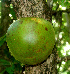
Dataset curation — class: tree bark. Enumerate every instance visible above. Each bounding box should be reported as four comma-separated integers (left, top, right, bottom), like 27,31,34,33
11,0,57,74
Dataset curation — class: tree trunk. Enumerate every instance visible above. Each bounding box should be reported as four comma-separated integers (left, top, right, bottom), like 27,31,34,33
11,0,57,74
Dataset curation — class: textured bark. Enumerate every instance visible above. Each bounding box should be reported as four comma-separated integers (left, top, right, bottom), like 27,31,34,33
10,0,57,74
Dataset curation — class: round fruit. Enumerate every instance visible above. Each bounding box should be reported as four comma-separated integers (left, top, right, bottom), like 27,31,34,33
6,17,55,65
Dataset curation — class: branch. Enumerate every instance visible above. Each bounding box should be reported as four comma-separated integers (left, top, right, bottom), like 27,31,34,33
57,55,70,64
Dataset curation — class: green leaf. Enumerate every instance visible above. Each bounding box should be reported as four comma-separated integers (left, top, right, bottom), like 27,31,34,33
4,48,16,62
53,0,57,3
53,0,70,7
46,0,47,2
0,69,6,74
65,2,70,8
10,4,13,8
5,65,15,74
0,59,11,66
0,64,15,74
10,8,17,20
0,34,6,47
67,71,70,74
14,63,22,71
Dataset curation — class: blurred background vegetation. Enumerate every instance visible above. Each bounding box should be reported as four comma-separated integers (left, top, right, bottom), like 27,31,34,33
0,0,70,74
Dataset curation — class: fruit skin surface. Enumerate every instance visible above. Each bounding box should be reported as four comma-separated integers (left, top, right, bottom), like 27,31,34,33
6,17,55,65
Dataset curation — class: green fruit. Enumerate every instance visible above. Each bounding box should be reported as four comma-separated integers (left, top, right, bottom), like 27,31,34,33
6,17,55,65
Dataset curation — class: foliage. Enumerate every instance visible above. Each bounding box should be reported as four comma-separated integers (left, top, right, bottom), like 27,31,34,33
53,0,70,10
53,0,70,8
52,0,70,73
0,55,23,74
0,36,23,74
9,4,17,20
0,34,6,47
